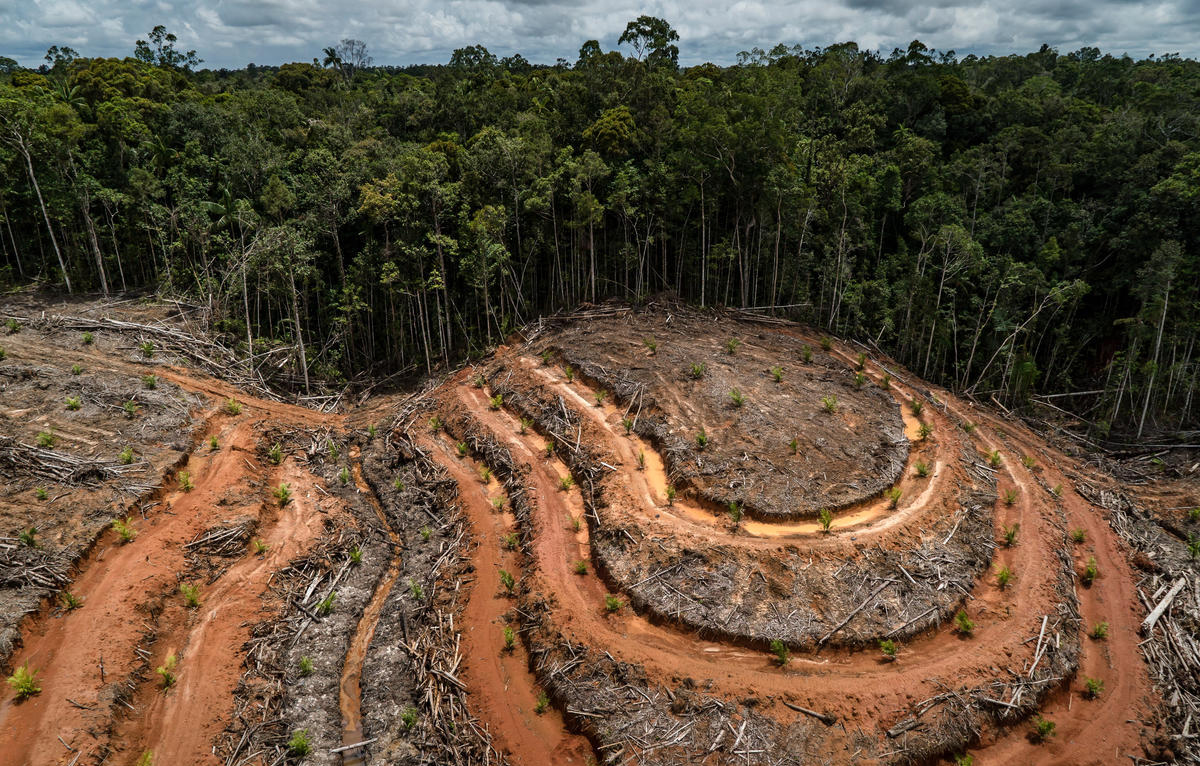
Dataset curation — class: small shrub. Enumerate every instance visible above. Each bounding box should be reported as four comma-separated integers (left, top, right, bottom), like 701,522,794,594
58,590,82,610
622,416,634,435
729,388,745,408
886,487,902,509
535,691,550,714
1021,454,1037,470
491,497,505,512
558,474,574,491
350,546,363,564
180,583,201,608
1083,677,1104,699
543,441,555,458
479,466,491,483
251,538,269,555
821,395,838,413
770,639,790,666
1070,528,1086,543
473,373,486,389
268,443,282,464
962,421,976,433
1031,715,1055,742
568,515,582,532
273,483,291,506
456,441,468,457
208,436,219,451
563,365,575,382
788,437,798,455
65,396,81,411
503,626,516,652
298,656,313,677
879,373,891,389
317,590,337,615
287,729,311,756
1090,621,1109,640
142,374,157,389
489,393,503,410
223,398,242,415
520,417,533,435
954,610,974,636
818,508,833,533
988,449,1002,467
995,565,1013,589
540,350,553,366
918,423,934,440
70,363,81,375
367,424,377,438
428,416,443,432
338,466,350,485
82,331,94,345
725,337,740,354
119,446,135,465
770,366,783,383
18,525,37,548
327,440,339,460
665,485,676,505
6,664,40,699
819,336,832,351
728,502,742,524
156,652,178,689
689,362,706,379
1081,556,1099,586
914,460,930,478
801,346,813,363
637,450,646,470
34,487,47,501
499,569,516,593
1051,483,1063,496
855,352,866,370
879,639,897,660
643,337,657,355
36,430,56,448
112,517,137,542
573,560,588,575
503,532,518,550
1002,489,1017,505
910,400,923,416
1002,523,1019,547
853,371,867,388
123,400,138,417
604,594,624,612
421,526,433,541
139,341,154,357
393,476,405,491
177,471,193,492
694,428,708,449
136,752,153,766
953,755,973,766
594,390,607,406
401,706,419,729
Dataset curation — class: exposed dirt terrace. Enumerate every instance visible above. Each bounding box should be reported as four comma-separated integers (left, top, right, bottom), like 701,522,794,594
0,297,1184,766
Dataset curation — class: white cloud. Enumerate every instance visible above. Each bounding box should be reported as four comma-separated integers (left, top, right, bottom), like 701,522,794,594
0,0,1196,69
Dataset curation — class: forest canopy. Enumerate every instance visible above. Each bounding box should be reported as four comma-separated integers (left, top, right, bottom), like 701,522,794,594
1,20,1197,438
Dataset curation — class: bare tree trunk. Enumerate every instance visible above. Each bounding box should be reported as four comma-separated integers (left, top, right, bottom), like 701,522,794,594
1138,277,1171,438
18,136,71,292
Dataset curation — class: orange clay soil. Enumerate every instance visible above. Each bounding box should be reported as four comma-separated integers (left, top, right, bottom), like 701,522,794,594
429,324,1154,764
0,367,337,766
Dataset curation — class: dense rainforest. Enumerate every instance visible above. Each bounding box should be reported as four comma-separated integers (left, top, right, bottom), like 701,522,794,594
1,19,1198,438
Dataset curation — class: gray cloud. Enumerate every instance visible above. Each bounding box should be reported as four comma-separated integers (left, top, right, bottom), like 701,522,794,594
1,0,1196,69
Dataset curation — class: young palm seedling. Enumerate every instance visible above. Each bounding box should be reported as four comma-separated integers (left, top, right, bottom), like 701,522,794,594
821,395,838,413
34,487,47,501
252,538,269,555
156,652,178,689
665,485,676,505
1188,534,1200,561
879,373,891,389
622,416,634,435
19,526,37,547
879,639,898,661
995,565,1013,589
954,610,975,636
1070,528,1086,543
428,416,443,432
177,471,194,492
112,517,137,542
65,396,81,411
637,450,646,470
1021,454,1037,470
503,626,516,652
119,446,135,465
502,532,518,551
81,331,94,345
6,664,40,699
770,639,790,667
988,449,1002,467
594,389,607,406
1083,677,1104,699
123,400,138,418
540,350,553,366
273,482,291,506
558,474,574,491
770,366,783,383
140,341,155,358
520,417,533,435
604,594,623,613
287,730,311,756
694,428,709,449
142,374,157,389
402,707,419,728
1031,715,1056,743
70,363,81,374
208,436,219,451
224,397,242,415
421,526,432,541
180,583,201,608
456,441,469,457
489,393,503,410
918,423,934,440
819,336,832,351
573,560,588,575
914,460,930,478
473,373,486,389
1090,621,1109,640
728,502,743,524
801,346,813,363
886,487,902,509
689,362,706,379
853,371,867,388
338,466,351,485
37,430,56,448
563,365,575,382
479,466,492,483
491,497,505,512
1002,489,1017,505
855,352,866,370
499,569,517,594
818,508,833,533
1002,523,1019,547
267,442,282,465
317,591,337,615
535,692,550,714
729,388,745,408
725,337,740,355
299,656,314,676
1080,556,1099,586
350,546,363,564
910,400,923,416
643,337,657,355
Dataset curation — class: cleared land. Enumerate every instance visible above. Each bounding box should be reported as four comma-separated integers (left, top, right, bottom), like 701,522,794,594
0,298,1190,765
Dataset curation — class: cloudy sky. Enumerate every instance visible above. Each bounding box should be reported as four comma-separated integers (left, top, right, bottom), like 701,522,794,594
2,0,1197,69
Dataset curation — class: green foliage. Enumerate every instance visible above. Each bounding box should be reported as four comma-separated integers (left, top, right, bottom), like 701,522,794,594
855,352,866,370
1002,523,1019,546
58,590,82,610
788,437,798,455
573,560,588,575
83,332,95,345
801,347,813,364
317,590,337,615
350,546,363,564
725,338,740,355
729,388,745,408
119,446,135,465
65,395,81,411
177,470,193,491
34,487,47,501
918,423,933,440
1021,454,1037,470
142,374,157,389
223,398,242,415
1002,489,1017,505
0,348,6,361
622,416,634,435
534,691,550,714
140,341,155,358
604,594,624,612
689,362,706,379
909,400,923,416
728,501,742,524
123,400,138,417
770,366,783,382
367,424,377,438
1031,715,1055,742
1188,507,1200,522
287,729,311,756
298,656,313,676
209,435,219,451
252,538,269,555
914,460,930,478
952,755,973,766
853,371,867,388
819,337,832,352
954,610,974,635
503,625,515,651
6,664,40,699
563,365,575,382
1070,528,1086,543
473,373,486,388
479,466,492,483
540,350,553,366
71,363,81,375
769,639,790,666
489,393,503,410
520,417,533,435
1083,677,1104,699
401,706,419,729
338,466,350,485
818,508,833,533
273,483,291,505
327,440,339,460
180,582,200,608
112,517,137,542
643,337,657,355
694,428,708,449
886,487,902,509
428,416,443,433
988,449,1002,467
1081,556,1099,586
503,532,518,550
821,395,838,413
879,373,891,389
879,639,897,659
665,485,676,505
558,474,574,491
19,525,37,547
136,751,153,766
594,389,607,406
995,565,1012,589
1090,622,1109,640
499,569,516,593
268,443,283,465
1188,534,1200,560
156,652,178,689
36,430,56,448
